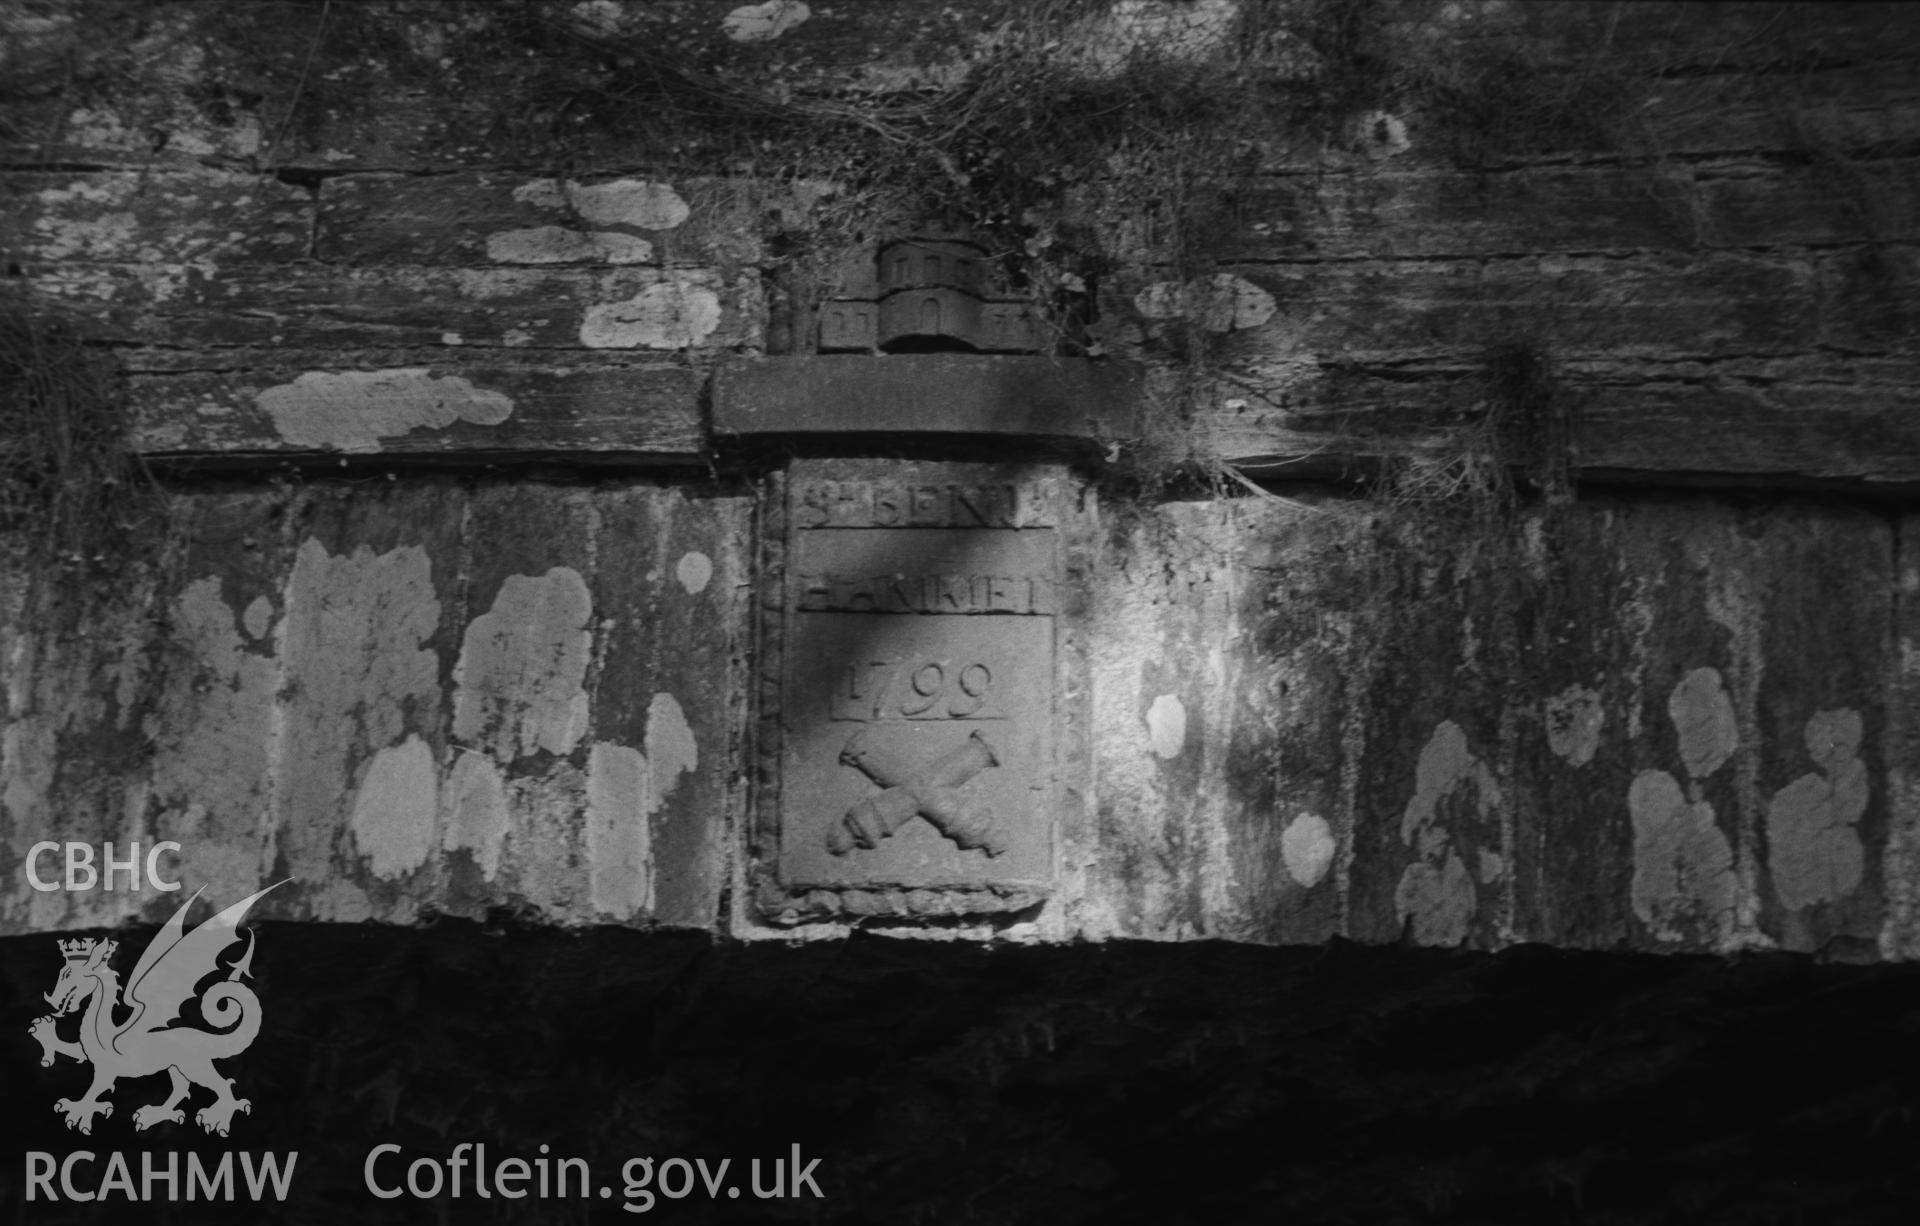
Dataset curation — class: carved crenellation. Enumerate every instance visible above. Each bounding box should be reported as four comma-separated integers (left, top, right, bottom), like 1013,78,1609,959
816,236,1049,355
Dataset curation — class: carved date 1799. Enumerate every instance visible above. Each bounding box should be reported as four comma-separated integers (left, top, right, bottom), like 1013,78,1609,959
768,462,1063,907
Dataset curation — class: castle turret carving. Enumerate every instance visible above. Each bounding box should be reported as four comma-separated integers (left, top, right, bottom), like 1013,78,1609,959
818,236,1044,354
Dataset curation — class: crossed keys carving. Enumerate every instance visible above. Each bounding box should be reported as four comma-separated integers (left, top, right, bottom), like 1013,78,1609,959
828,728,1009,857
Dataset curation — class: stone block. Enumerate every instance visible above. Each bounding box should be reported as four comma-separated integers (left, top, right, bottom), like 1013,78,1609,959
749,459,1095,924
713,355,1140,443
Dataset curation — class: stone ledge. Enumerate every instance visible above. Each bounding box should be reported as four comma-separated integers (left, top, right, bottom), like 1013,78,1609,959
712,355,1141,443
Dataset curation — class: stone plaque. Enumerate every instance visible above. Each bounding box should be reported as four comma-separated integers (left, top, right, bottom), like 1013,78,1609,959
753,460,1090,923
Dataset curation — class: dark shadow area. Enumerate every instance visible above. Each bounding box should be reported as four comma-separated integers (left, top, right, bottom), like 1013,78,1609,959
878,336,982,355
2,925,1916,1224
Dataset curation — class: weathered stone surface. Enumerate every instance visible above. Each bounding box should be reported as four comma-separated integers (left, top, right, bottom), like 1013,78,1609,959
2,0,1914,965
127,358,703,459
21,264,761,352
1885,515,1920,959
1215,158,1920,261
1196,357,1920,487
0,480,749,933
1087,500,1368,943
1817,245,1920,353
1635,61,1920,162
2,170,313,263
1195,253,1820,364
714,355,1140,442
315,173,771,267
1083,495,1897,952
1,483,1906,954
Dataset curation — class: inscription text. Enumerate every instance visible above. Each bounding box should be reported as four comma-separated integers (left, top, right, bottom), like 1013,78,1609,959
793,481,1053,529
797,572,1055,615
830,658,1004,722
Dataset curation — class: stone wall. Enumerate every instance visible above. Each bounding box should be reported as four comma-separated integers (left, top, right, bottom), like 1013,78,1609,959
3,0,1918,959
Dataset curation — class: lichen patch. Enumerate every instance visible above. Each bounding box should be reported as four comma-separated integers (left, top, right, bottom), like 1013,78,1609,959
350,734,439,879
517,177,691,230
1395,720,1501,945
1670,666,1738,780
1629,668,1741,944
441,751,510,880
723,0,810,42
277,539,443,886
145,576,277,851
580,283,722,349
452,568,594,763
1281,812,1335,888
586,742,653,918
1766,708,1868,911
1145,693,1187,759
1629,768,1737,942
485,226,654,265
675,551,714,594
257,369,514,452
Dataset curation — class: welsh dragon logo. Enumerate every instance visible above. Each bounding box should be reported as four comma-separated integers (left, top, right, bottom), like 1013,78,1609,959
28,882,281,1136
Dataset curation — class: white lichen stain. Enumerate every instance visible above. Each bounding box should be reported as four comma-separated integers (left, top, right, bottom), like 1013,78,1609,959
144,577,276,872
452,568,594,763
31,198,135,261
1397,853,1475,945
349,734,439,879
441,751,510,880
241,595,273,641
1357,109,1412,158
723,0,810,43
1145,693,1187,759
1629,669,1739,944
675,551,714,595
1629,770,1736,943
1281,812,1335,888
581,694,700,919
311,877,373,924
257,369,514,453
1133,274,1275,332
1395,721,1501,945
32,169,282,262
517,178,690,230
511,180,568,209
1670,666,1738,780
61,107,138,152
580,283,722,349
1544,683,1604,766
277,540,442,885
644,692,698,805
1766,708,1868,911
485,226,654,265
586,742,652,917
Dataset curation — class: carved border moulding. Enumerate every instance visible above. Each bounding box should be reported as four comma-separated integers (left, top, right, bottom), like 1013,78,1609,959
752,459,1093,925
